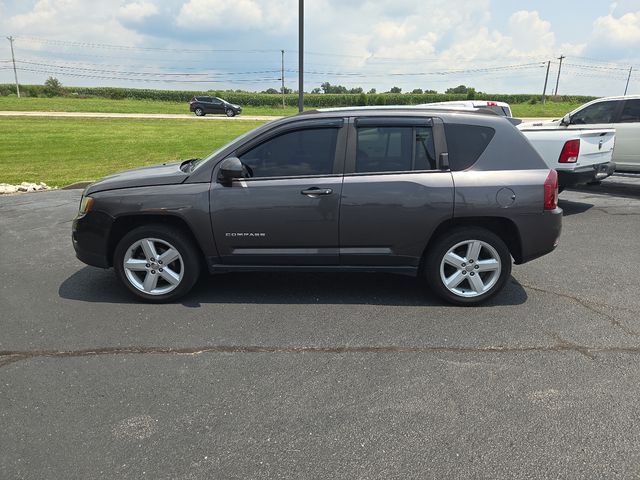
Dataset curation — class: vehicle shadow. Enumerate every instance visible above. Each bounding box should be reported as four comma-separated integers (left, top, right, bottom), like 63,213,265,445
558,198,594,216
58,267,528,307
567,179,640,200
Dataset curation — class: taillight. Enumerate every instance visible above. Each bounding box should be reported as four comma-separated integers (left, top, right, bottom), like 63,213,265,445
487,101,497,106
558,139,580,163
544,169,558,210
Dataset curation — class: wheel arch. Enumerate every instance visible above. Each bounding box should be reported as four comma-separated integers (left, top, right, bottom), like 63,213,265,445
107,214,206,267
419,216,523,274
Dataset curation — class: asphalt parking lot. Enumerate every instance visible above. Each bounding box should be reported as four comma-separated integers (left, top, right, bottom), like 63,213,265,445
1,176,640,479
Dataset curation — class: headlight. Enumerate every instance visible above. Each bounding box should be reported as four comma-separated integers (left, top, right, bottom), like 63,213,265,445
79,196,94,214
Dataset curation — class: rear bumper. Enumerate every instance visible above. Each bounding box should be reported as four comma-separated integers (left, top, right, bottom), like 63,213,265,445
557,161,616,187
72,210,114,268
515,207,563,264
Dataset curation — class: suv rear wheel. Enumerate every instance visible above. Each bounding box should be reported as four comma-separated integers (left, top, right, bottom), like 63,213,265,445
425,227,511,305
114,225,200,303
194,107,205,116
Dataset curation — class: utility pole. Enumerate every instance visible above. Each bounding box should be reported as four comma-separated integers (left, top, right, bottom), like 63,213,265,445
553,55,565,96
624,66,633,95
281,49,285,109
298,0,304,112
541,60,551,104
6,36,20,98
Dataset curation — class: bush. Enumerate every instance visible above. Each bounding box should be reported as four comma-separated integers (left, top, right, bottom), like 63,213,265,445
0,84,599,107
43,77,64,97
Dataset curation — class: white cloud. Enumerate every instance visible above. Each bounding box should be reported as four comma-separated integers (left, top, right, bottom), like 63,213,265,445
176,0,296,31
118,2,159,23
508,10,555,52
592,11,640,46
3,0,142,45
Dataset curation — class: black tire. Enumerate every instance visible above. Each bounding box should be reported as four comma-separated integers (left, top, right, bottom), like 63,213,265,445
425,227,512,306
194,108,205,117
225,109,236,117
114,224,201,303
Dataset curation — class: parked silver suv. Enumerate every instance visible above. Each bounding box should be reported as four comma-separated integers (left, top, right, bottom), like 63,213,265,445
72,108,562,305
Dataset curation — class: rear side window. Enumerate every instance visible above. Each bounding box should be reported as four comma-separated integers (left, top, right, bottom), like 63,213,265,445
484,105,511,117
619,99,640,123
356,126,436,173
239,128,337,178
443,124,495,171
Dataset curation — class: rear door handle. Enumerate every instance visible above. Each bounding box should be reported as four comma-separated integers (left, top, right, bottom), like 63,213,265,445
301,187,333,197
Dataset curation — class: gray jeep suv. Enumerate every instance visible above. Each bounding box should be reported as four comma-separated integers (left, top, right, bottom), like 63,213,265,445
72,108,562,305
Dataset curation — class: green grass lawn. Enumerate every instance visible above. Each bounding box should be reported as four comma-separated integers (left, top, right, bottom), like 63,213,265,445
0,96,581,118
511,102,580,118
0,117,265,186
0,96,298,116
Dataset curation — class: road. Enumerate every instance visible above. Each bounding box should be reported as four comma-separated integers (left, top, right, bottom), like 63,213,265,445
0,110,281,121
0,110,552,123
1,176,639,479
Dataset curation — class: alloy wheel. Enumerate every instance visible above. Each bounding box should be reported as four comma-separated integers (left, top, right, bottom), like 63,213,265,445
439,239,502,298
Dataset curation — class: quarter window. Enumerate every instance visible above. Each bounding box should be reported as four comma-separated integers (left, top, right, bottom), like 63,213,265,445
443,124,495,171
571,101,619,124
239,128,338,178
356,126,436,173
619,99,640,123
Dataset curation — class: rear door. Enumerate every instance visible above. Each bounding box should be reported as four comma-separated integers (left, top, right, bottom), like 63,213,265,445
210,118,347,265
613,98,640,170
339,117,454,268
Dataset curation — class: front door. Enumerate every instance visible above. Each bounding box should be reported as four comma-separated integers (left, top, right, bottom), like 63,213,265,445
210,98,225,114
566,99,621,133
613,98,640,170
210,124,345,265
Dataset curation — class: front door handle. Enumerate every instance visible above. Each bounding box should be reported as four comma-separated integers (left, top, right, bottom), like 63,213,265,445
301,187,333,197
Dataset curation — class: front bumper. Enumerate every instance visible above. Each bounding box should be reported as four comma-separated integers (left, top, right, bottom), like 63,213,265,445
72,210,114,268
557,161,616,187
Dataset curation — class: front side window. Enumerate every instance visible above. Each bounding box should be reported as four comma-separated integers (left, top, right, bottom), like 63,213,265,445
619,99,640,123
239,128,338,178
212,98,224,105
571,101,619,124
356,126,436,173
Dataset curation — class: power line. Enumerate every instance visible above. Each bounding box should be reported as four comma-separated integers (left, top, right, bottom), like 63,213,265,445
15,60,280,77
14,67,280,83
15,35,280,54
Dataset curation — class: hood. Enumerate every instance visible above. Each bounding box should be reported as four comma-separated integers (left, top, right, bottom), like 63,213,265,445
85,161,190,195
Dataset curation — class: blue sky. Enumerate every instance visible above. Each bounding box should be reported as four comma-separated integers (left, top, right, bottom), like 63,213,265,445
1,0,640,95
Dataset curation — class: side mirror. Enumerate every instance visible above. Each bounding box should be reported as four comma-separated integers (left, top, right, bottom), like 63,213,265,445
218,157,245,184
560,113,571,126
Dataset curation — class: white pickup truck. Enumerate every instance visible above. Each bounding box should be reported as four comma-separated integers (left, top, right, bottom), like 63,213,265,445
415,100,617,189
517,125,616,190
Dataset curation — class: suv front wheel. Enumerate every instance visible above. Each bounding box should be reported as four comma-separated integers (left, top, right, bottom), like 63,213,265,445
114,225,200,303
425,227,512,305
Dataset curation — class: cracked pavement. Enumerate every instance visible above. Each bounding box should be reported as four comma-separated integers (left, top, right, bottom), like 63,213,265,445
1,175,640,479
